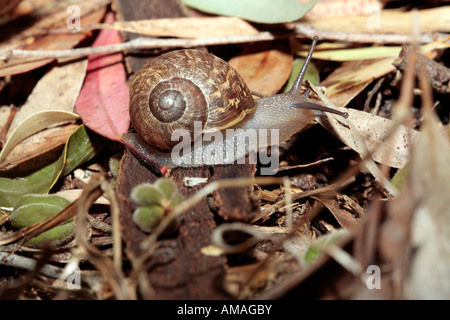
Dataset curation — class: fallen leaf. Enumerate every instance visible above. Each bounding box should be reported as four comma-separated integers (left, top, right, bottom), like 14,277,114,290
0,123,79,172
84,16,259,38
0,110,80,164
282,57,320,92
0,0,21,18
229,41,293,96
302,6,450,34
0,125,104,207
303,44,402,61
320,58,397,107
7,58,88,135
314,196,360,230
309,83,417,170
75,12,130,142
0,0,109,76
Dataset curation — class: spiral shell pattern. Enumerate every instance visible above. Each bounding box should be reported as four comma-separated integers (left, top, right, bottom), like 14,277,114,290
129,49,255,152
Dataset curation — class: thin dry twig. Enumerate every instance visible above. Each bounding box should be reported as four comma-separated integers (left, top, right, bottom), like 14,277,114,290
0,24,438,62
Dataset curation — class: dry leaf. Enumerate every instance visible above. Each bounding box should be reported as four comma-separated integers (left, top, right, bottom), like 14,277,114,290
319,58,396,107
229,41,293,96
85,16,259,38
314,196,360,230
302,6,450,34
0,123,78,171
311,87,417,169
0,0,108,76
7,58,87,135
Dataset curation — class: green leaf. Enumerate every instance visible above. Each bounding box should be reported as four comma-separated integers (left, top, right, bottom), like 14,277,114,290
303,229,349,264
155,178,178,201
10,194,69,228
132,205,164,233
298,44,402,62
25,222,74,247
182,0,317,24
0,125,104,207
60,125,104,177
282,58,319,92
131,183,164,207
391,164,410,190
14,193,70,210
9,193,74,247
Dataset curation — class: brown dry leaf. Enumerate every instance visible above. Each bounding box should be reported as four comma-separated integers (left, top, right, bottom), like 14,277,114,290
314,196,360,230
228,41,293,96
224,263,275,298
302,6,450,34
0,0,109,76
404,109,450,299
0,57,86,170
0,0,21,18
0,0,53,23
0,123,78,171
320,58,396,107
311,84,417,170
7,58,88,135
85,16,259,38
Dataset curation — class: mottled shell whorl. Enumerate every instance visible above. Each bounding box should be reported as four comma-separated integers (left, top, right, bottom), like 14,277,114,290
129,49,256,152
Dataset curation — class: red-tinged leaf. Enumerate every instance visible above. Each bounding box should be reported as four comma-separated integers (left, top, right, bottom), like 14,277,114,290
75,12,130,142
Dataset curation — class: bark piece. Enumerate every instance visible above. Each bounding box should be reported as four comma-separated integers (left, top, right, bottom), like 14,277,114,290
393,44,450,94
116,150,257,298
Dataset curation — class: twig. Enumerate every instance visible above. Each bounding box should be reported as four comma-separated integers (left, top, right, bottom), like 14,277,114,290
293,24,436,44
0,252,63,279
0,25,439,62
0,32,291,61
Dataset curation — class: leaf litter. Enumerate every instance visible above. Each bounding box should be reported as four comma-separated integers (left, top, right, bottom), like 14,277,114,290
0,0,449,300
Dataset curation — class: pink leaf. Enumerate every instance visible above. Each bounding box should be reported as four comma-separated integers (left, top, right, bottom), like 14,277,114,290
75,12,130,142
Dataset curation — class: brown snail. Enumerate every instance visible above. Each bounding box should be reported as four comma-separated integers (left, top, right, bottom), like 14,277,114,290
122,37,347,173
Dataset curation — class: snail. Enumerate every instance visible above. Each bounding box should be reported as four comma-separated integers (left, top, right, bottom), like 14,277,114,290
122,37,348,174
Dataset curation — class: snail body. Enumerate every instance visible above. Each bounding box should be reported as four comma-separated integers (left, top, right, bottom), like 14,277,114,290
124,37,347,171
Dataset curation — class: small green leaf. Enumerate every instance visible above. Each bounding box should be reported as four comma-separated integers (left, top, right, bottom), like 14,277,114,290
282,58,319,92
299,44,402,62
131,183,164,206
9,193,73,247
303,247,322,264
303,229,349,264
0,125,104,207
155,178,178,201
10,203,66,228
132,205,164,233
391,164,410,190
171,193,183,207
61,125,105,177
182,0,317,24
25,222,74,247
14,193,70,210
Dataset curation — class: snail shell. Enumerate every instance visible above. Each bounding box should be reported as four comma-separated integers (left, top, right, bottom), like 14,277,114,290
129,49,256,152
